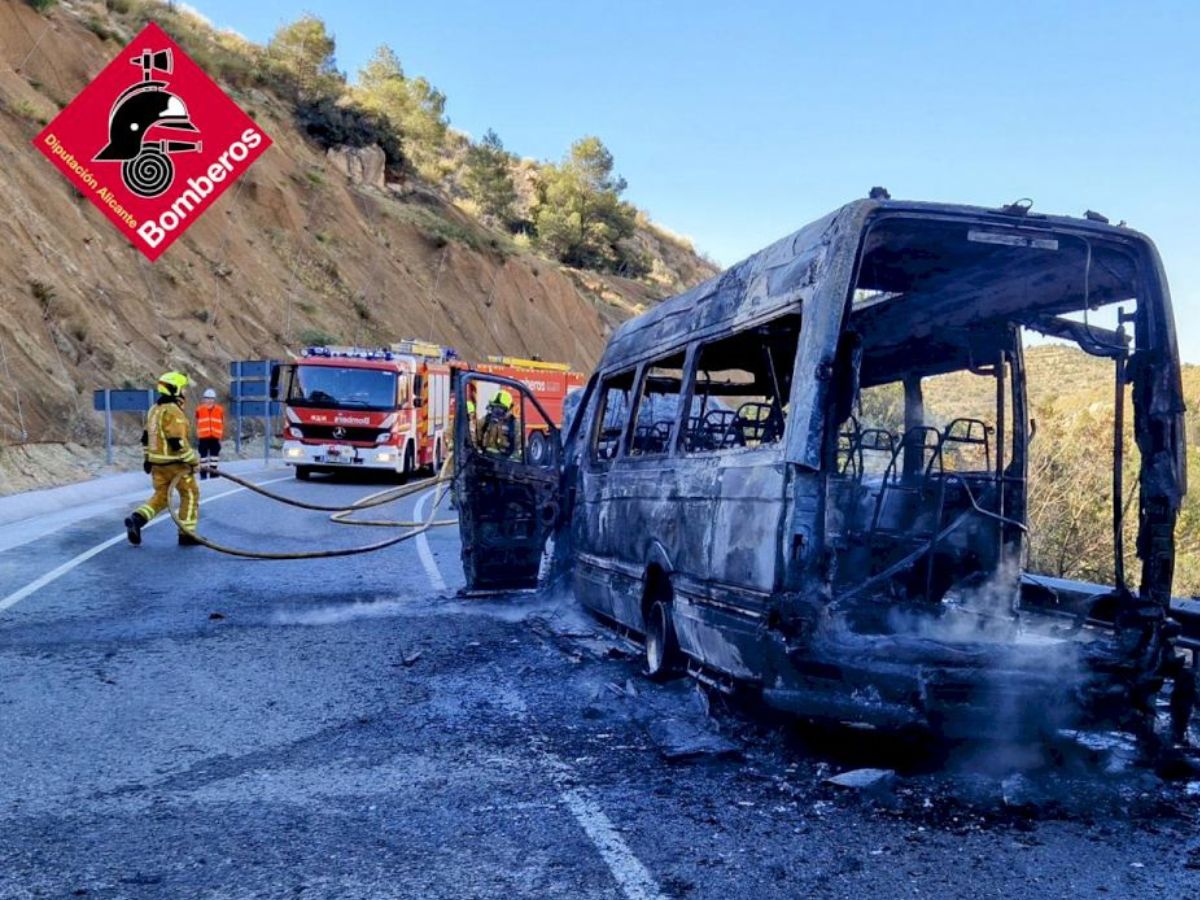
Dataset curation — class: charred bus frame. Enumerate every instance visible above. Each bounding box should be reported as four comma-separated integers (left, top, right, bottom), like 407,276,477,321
453,198,1191,744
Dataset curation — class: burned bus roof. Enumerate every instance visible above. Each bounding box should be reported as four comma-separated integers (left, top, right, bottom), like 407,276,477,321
599,198,1162,374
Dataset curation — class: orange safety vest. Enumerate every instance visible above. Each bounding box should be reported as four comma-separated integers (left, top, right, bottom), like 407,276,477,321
196,404,225,439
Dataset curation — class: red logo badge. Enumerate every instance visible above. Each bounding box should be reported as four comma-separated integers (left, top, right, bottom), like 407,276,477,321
33,22,271,261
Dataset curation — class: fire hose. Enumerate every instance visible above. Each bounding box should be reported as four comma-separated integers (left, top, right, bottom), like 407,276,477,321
164,457,459,560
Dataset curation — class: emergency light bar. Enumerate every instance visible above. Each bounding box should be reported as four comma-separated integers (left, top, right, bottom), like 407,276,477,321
302,346,396,361
486,355,571,372
390,339,458,361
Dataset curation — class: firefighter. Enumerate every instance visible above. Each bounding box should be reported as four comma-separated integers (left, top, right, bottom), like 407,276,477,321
124,371,202,547
465,383,479,445
195,388,225,480
480,389,517,457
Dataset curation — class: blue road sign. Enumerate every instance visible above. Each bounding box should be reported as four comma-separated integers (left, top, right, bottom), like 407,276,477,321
230,360,272,379
236,400,283,417
233,379,269,399
92,389,154,413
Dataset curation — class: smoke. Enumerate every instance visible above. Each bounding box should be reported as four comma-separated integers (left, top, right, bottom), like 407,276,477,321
839,556,1100,756
271,599,417,627
270,590,567,628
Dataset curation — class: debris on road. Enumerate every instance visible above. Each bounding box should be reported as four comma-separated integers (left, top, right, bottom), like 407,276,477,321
826,768,897,793
606,680,639,699
1001,774,1038,811
646,717,741,763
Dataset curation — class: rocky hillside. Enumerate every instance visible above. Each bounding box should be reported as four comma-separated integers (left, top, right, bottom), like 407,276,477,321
0,0,717,466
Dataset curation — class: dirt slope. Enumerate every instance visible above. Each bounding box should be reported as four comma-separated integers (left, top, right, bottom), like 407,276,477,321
0,0,716,455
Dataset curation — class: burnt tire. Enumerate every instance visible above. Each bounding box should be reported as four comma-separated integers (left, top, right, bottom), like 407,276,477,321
645,600,681,681
294,465,312,481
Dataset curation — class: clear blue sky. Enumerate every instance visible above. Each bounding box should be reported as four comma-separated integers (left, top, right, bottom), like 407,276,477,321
191,0,1199,363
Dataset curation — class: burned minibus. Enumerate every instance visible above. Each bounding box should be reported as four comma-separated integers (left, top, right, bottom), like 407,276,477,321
453,197,1192,744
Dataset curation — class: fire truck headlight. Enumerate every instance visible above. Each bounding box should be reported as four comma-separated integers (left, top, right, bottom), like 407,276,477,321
286,426,303,439
376,452,394,463
376,432,391,444
285,447,303,459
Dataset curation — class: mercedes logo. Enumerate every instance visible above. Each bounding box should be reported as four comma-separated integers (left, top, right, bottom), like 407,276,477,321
332,427,346,439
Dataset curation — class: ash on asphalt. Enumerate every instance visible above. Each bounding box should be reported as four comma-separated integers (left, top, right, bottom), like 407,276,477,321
526,598,1200,823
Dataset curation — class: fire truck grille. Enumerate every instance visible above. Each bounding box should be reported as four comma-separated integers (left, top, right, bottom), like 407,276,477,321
298,425,386,443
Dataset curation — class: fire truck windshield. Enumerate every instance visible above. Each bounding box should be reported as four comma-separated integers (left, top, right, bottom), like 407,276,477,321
288,365,398,411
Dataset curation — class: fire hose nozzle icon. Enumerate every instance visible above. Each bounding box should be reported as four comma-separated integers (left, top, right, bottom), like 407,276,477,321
93,48,199,198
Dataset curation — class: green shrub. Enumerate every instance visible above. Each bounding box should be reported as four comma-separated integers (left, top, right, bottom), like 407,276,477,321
298,328,338,346
295,96,404,171
29,279,56,310
84,16,118,41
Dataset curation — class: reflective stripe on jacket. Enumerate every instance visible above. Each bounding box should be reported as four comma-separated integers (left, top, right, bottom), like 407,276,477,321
145,402,198,465
196,404,225,439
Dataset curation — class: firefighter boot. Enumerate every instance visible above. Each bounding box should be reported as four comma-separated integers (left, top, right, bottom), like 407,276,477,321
124,511,147,546
178,531,201,547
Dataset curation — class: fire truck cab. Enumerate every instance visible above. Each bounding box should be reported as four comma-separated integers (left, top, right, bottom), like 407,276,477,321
274,342,585,480
275,342,453,480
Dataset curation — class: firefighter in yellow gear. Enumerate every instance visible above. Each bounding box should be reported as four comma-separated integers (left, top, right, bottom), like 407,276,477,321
480,388,517,457
124,371,202,547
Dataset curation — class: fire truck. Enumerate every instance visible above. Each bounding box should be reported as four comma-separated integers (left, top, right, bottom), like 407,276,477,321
473,355,585,461
273,341,583,480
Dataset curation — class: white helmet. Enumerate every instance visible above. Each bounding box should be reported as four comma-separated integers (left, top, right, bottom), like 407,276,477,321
202,388,217,400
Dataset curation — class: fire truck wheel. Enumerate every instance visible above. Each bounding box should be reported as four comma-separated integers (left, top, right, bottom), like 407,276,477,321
295,466,312,481
528,430,548,466
402,443,415,482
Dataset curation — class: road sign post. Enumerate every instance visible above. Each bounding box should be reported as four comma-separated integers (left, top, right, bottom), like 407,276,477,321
103,389,112,465
92,388,155,466
230,360,280,465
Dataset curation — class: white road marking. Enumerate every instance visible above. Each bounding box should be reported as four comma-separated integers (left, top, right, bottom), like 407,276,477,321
0,474,292,613
552,775,667,900
500,690,666,900
412,487,447,593
408,489,662,899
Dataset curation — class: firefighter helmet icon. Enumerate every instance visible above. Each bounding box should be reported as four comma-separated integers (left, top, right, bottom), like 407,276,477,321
94,48,202,198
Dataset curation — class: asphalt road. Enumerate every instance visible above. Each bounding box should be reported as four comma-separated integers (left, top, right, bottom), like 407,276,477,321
1,467,1198,899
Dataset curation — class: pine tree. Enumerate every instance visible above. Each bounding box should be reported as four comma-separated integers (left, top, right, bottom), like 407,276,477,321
267,15,341,98
463,129,517,226
356,46,448,181
534,137,636,270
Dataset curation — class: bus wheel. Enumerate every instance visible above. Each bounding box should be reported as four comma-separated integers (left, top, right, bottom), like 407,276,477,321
295,466,312,481
645,600,681,682
528,430,548,466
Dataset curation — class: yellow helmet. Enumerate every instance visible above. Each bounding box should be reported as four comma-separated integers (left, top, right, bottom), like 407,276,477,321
157,371,189,398
496,389,513,411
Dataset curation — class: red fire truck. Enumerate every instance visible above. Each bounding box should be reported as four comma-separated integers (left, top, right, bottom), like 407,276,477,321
274,341,583,480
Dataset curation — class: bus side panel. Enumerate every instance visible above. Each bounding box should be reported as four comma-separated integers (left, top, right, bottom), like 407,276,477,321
671,589,763,682
709,453,787,594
